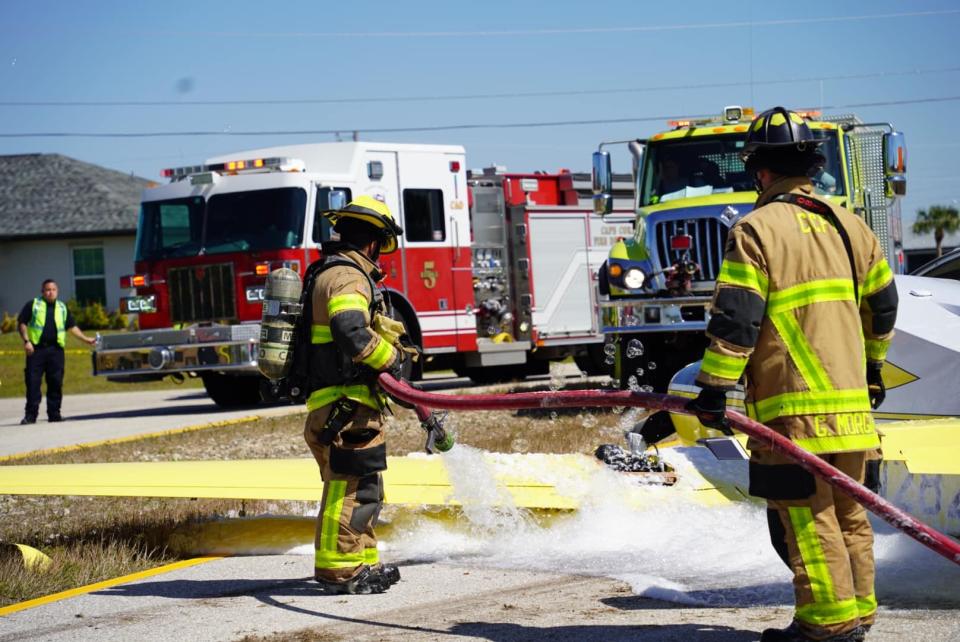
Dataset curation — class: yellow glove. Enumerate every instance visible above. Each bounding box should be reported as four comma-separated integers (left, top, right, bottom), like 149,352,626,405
373,314,420,363
373,314,405,345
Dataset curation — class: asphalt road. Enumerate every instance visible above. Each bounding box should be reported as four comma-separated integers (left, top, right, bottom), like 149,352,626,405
0,389,303,458
2,555,957,642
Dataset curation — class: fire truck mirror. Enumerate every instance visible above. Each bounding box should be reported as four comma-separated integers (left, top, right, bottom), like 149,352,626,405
592,151,613,215
592,151,612,195
883,131,907,197
328,189,348,211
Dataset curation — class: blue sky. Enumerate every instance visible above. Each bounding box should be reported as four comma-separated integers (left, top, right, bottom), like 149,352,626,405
1,0,958,240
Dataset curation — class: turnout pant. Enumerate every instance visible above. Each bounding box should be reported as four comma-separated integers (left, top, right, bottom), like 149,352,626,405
24,346,65,419
304,403,387,582
755,449,876,640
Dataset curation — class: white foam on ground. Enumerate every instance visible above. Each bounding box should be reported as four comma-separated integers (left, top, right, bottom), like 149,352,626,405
382,448,960,609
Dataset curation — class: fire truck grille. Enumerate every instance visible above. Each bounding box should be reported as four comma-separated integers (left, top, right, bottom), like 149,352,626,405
655,218,730,282
167,263,237,323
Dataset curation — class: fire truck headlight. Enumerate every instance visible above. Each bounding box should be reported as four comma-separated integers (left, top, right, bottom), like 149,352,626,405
245,286,265,303
623,268,646,289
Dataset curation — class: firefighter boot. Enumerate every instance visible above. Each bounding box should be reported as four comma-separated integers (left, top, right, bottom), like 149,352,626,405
315,564,394,595
760,621,866,642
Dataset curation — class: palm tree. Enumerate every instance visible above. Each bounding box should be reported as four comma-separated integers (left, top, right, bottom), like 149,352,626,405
913,205,960,258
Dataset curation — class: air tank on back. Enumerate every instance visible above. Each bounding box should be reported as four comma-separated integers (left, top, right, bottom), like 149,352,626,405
258,268,303,380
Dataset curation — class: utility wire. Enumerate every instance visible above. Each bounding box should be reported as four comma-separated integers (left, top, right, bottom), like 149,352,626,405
3,66,959,108
2,95,958,139
131,9,960,38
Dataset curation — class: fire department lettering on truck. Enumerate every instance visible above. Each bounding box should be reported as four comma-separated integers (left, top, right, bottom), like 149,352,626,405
593,224,634,248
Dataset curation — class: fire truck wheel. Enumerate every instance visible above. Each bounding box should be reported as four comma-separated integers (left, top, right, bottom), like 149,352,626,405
201,373,263,408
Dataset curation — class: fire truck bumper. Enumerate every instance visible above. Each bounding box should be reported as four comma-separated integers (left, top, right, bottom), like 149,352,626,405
93,324,260,380
599,296,712,334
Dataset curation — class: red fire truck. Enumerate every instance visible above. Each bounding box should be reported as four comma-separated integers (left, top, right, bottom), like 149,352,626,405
94,142,632,406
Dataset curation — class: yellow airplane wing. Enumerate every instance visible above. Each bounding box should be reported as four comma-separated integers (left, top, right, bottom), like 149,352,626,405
879,419,960,476
0,452,732,510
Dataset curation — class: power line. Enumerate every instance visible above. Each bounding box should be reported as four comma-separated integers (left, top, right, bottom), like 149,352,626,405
132,9,960,38
2,95,959,139
3,66,959,108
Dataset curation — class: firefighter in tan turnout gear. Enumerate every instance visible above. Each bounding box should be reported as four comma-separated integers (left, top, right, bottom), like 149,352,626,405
303,195,410,594
687,107,898,641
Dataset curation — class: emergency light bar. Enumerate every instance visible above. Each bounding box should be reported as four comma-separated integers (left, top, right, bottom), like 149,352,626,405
160,157,305,179
668,106,757,129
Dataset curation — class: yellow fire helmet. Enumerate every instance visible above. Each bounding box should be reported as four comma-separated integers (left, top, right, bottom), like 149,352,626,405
323,195,403,254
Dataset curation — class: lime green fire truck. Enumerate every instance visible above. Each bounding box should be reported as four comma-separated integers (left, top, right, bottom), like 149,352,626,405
591,106,908,391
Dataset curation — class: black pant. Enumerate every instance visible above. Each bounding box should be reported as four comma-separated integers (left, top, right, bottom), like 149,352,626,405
24,346,65,419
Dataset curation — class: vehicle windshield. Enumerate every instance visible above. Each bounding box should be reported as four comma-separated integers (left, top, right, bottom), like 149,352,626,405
640,130,844,206
136,187,307,260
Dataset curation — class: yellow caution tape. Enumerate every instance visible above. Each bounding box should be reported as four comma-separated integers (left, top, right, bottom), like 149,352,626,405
0,350,89,355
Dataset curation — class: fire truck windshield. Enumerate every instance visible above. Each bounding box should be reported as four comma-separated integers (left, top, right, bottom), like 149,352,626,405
640,131,843,206
136,187,307,260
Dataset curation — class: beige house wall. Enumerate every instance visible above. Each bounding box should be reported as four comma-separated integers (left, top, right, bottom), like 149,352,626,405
0,235,135,316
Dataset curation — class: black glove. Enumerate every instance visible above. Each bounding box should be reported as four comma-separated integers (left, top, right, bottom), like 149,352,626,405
685,386,732,435
386,348,408,381
866,361,885,409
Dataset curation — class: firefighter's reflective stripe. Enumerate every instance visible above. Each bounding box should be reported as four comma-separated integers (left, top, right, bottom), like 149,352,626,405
857,593,878,619
314,481,380,569
864,339,889,361
316,479,348,568
361,336,394,370
27,298,67,347
328,293,370,317
789,507,861,626
862,260,893,298
315,547,380,569
311,324,333,344
770,312,833,392
306,384,382,412
717,260,768,297
747,389,873,425
793,432,881,454
700,349,747,381
767,279,856,315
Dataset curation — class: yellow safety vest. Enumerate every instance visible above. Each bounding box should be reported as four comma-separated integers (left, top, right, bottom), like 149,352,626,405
27,298,67,348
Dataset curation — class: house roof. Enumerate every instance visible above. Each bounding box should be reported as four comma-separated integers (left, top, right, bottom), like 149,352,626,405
0,153,153,240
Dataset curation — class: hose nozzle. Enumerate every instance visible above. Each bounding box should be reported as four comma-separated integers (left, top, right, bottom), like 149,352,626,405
416,406,454,453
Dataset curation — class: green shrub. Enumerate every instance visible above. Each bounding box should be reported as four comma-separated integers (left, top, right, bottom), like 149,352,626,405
108,309,128,330
66,300,112,331
0,312,16,334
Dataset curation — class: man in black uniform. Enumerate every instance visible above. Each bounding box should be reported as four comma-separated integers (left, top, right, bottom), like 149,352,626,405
17,279,96,424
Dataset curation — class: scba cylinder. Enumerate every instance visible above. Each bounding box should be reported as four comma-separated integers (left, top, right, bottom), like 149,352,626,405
258,268,303,380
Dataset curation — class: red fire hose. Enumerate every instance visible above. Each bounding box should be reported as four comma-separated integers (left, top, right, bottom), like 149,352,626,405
379,373,960,567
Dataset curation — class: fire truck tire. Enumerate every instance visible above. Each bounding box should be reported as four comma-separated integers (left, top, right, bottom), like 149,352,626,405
201,373,263,408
